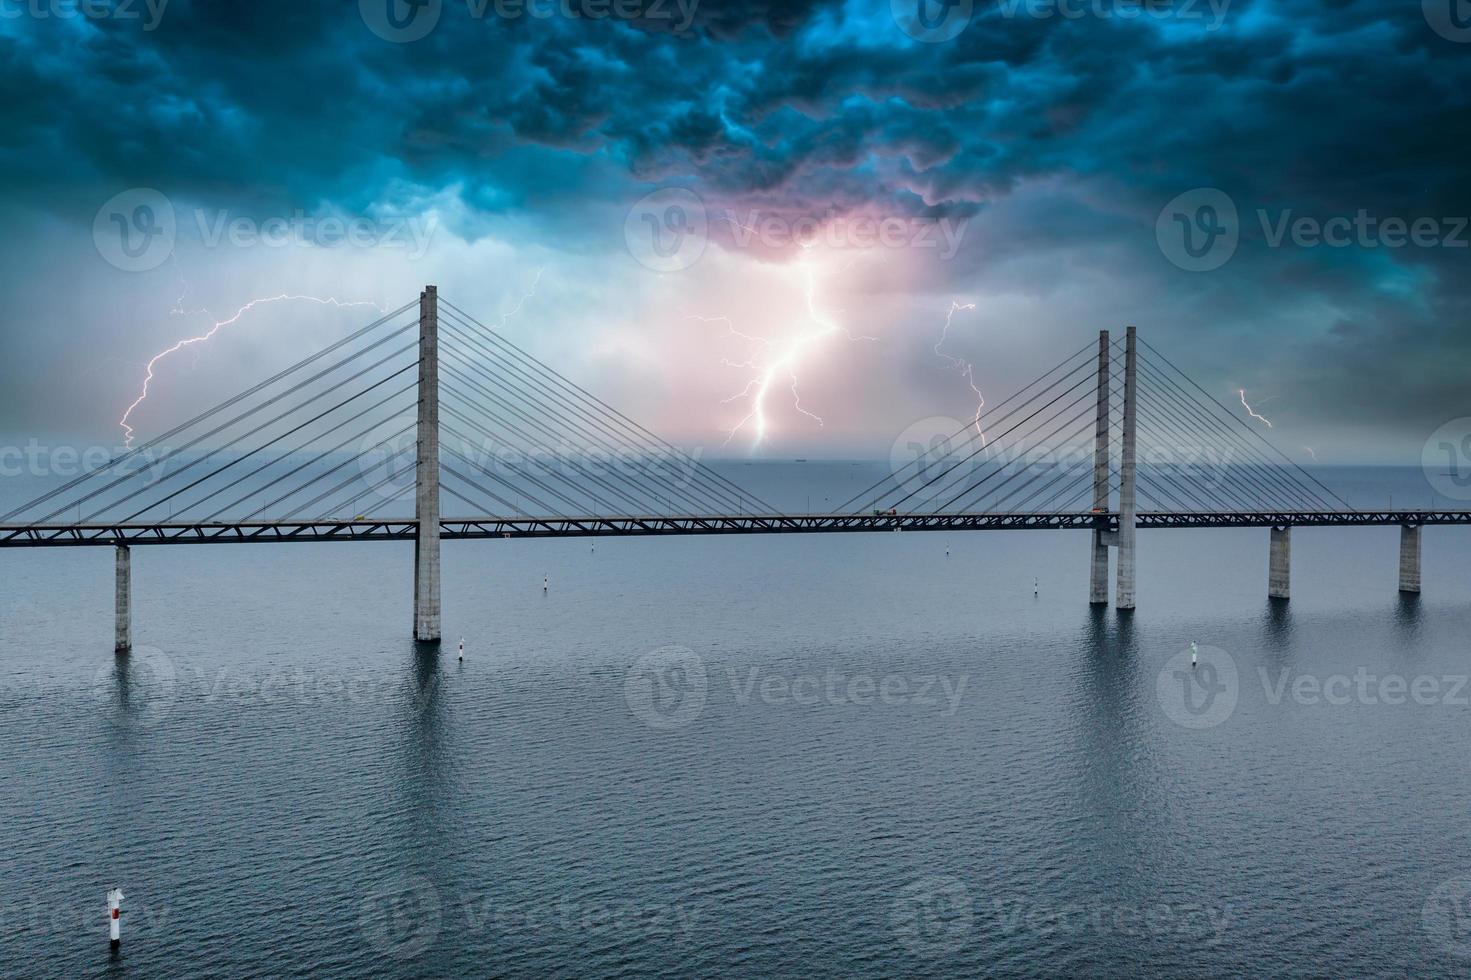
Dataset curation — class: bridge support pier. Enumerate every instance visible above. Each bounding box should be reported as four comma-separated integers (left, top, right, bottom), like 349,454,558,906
1089,329,1111,605
413,285,442,643
1399,524,1421,593
114,544,131,654
1268,526,1291,599
1115,326,1138,610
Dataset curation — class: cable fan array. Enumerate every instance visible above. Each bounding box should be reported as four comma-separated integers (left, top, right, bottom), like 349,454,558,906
839,333,1347,516
2,296,775,529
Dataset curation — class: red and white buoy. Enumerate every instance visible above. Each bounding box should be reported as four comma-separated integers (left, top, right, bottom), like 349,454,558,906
107,887,124,949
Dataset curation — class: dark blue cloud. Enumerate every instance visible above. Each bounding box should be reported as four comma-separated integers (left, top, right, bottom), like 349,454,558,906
0,0,1468,448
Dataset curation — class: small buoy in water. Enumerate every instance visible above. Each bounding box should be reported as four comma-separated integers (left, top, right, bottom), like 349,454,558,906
1191,640,1198,669
543,575,548,593
107,887,124,949
1033,578,1038,596
945,543,950,557
458,638,464,661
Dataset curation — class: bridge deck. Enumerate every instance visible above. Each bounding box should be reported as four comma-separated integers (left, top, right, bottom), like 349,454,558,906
2,510,1468,547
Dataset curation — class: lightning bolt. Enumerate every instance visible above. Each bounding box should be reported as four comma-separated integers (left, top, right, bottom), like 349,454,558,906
1238,389,1273,428
933,300,986,444
496,266,545,327
119,293,387,449
692,246,873,448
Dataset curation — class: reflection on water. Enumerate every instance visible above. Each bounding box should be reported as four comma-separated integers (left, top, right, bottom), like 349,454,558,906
2,465,1471,976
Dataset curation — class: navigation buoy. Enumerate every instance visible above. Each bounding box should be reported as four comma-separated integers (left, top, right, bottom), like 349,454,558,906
543,575,548,593
1191,640,1198,669
107,888,124,949
1034,578,1039,596
458,638,464,661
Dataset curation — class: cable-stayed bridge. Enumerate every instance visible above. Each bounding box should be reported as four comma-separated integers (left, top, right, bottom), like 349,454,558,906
2,287,1465,646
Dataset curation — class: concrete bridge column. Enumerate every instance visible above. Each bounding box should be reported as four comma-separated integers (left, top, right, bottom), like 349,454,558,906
1268,525,1291,599
413,285,442,643
115,543,131,654
1398,524,1421,593
1115,326,1138,610
1089,329,1111,605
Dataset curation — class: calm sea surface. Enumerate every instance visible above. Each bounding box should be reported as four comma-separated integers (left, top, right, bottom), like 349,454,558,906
3,463,1471,977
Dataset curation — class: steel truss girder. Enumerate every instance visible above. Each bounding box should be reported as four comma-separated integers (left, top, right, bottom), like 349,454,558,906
1,509,1467,548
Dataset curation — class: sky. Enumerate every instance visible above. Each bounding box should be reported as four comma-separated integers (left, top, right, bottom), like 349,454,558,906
1,0,1468,464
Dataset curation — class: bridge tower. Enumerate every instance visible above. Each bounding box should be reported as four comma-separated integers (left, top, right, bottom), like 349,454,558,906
1115,325,1138,610
413,285,442,643
1089,330,1111,604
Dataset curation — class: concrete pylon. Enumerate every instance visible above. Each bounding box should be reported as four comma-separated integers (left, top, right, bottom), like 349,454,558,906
1398,524,1421,593
413,286,442,643
1089,330,1111,605
114,543,131,654
1269,525,1291,599
1115,326,1138,610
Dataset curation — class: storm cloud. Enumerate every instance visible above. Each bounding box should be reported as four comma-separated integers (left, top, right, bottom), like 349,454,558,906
0,0,1467,458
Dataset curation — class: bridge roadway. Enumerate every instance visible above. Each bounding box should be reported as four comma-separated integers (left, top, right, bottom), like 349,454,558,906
3,509,1469,547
